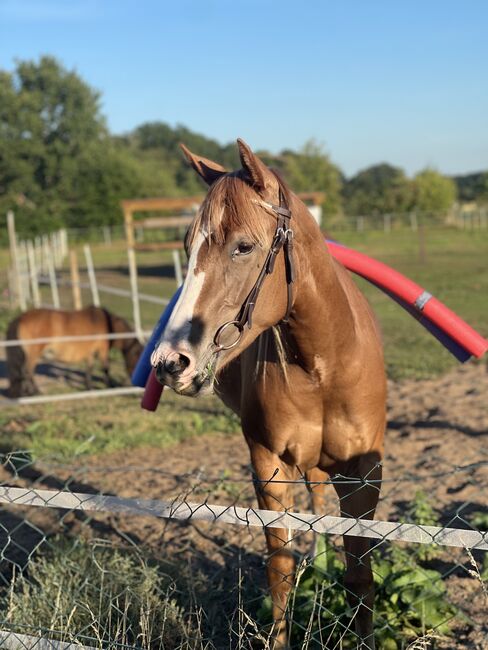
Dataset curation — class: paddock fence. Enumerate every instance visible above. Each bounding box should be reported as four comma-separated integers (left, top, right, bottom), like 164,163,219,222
0,451,486,649
0,331,154,408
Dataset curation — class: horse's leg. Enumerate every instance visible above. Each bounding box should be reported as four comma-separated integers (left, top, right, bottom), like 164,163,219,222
102,361,114,387
305,466,328,558
333,453,382,650
23,345,41,395
101,351,115,387
251,445,296,649
84,359,93,390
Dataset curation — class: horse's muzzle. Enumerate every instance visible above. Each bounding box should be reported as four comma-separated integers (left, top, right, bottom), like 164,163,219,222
154,362,211,397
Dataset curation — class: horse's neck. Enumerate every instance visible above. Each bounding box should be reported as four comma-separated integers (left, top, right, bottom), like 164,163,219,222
287,216,357,374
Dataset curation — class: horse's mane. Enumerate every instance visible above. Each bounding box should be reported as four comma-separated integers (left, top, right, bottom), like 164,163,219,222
187,169,292,250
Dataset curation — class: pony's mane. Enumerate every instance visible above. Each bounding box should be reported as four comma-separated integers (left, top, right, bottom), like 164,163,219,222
187,170,291,249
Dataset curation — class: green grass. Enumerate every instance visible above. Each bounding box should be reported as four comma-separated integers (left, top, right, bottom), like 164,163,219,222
2,537,198,649
337,228,488,379
0,389,240,461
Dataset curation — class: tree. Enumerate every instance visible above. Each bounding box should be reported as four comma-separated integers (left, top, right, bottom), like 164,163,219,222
0,56,107,234
343,164,415,216
280,140,343,216
413,169,457,215
452,171,488,203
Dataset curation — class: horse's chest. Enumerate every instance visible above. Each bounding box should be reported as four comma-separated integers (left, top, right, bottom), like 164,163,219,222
242,372,324,467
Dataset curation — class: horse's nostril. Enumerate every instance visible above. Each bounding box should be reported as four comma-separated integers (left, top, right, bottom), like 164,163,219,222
163,353,191,376
178,353,191,371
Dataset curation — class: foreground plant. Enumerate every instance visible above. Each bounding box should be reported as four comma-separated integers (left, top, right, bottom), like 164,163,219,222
259,535,457,649
2,537,198,649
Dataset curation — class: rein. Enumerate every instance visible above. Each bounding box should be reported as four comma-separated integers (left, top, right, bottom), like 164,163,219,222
213,188,295,352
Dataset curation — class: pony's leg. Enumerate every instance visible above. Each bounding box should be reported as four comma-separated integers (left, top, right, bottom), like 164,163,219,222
84,361,93,390
305,467,328,558
251,447,295,649
333,453,382,650
23,345,41,395
101,359,115,387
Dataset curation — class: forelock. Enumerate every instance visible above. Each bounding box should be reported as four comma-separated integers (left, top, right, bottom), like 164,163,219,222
187,172,271,249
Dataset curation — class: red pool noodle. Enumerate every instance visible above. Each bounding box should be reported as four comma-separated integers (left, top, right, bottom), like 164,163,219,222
326,241,488,359
141,368,164,411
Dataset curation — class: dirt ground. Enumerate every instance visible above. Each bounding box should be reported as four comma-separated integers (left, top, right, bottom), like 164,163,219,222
0,361,487,648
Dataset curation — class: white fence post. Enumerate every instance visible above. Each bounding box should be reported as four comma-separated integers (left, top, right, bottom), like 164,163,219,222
172,249,183,287
46,241,60,308
27,240,41,307
69,250,82,310
7,210,26,310
83,244,100,307
410,212,418,232
103,226,112,246
127,247,142,340
18,240,31,305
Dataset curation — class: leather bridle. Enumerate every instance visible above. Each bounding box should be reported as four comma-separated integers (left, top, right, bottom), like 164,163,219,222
213,188,295,352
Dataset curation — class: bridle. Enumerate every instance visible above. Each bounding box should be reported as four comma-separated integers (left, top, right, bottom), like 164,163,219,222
213,187,295,352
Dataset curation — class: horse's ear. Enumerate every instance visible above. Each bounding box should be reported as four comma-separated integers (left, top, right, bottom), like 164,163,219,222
237,138,272,192
180,143,227,186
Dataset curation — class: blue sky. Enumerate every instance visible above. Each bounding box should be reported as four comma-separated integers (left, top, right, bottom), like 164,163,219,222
1,0,487,177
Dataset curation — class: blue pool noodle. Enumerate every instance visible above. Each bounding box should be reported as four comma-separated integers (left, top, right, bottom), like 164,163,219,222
131,286,182,387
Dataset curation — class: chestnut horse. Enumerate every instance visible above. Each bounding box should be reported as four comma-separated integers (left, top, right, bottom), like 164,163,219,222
6,306,143,397
151,140,386,648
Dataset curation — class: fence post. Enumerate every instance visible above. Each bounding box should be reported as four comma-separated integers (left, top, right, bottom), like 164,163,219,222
18,240,31,305
409,212,418,232
34,236,42,271
41,234,50,274
50,231,60,269
69,250,82,310
60,228,68,260
124,205,142,341
7,210,26,310
83,244,100,307
127,247,142,340
172,249,183,287
383,214,391,233
27,240,41,307
418,221,427,264
46,241,60,308
102,226,112,246
7,268,16,309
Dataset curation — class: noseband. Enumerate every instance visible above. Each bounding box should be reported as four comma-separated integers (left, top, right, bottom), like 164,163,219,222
213,188,295,352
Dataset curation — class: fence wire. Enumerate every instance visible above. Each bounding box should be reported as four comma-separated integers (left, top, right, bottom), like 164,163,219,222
0,451,486,650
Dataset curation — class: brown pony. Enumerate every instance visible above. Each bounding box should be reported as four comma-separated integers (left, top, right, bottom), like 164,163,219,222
151,140,386,649
6,306,143,397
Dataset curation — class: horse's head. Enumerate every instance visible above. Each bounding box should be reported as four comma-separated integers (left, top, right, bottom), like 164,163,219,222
151,139,299,396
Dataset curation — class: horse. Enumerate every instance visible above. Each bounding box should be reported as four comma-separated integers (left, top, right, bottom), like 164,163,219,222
150,140,386,649
6,306,143,398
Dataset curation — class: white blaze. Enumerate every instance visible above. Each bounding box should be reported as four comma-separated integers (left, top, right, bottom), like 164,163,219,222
151,233,206,365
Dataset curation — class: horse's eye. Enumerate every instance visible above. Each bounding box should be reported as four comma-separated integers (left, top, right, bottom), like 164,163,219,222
235,242,255,256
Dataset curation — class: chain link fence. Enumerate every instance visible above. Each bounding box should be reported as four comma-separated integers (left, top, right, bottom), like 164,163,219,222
0,449,486,650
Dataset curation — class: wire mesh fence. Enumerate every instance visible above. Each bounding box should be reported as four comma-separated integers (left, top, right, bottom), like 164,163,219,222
0,449,486,650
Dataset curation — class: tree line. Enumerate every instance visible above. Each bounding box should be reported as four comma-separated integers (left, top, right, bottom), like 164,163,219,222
1,57,487,237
